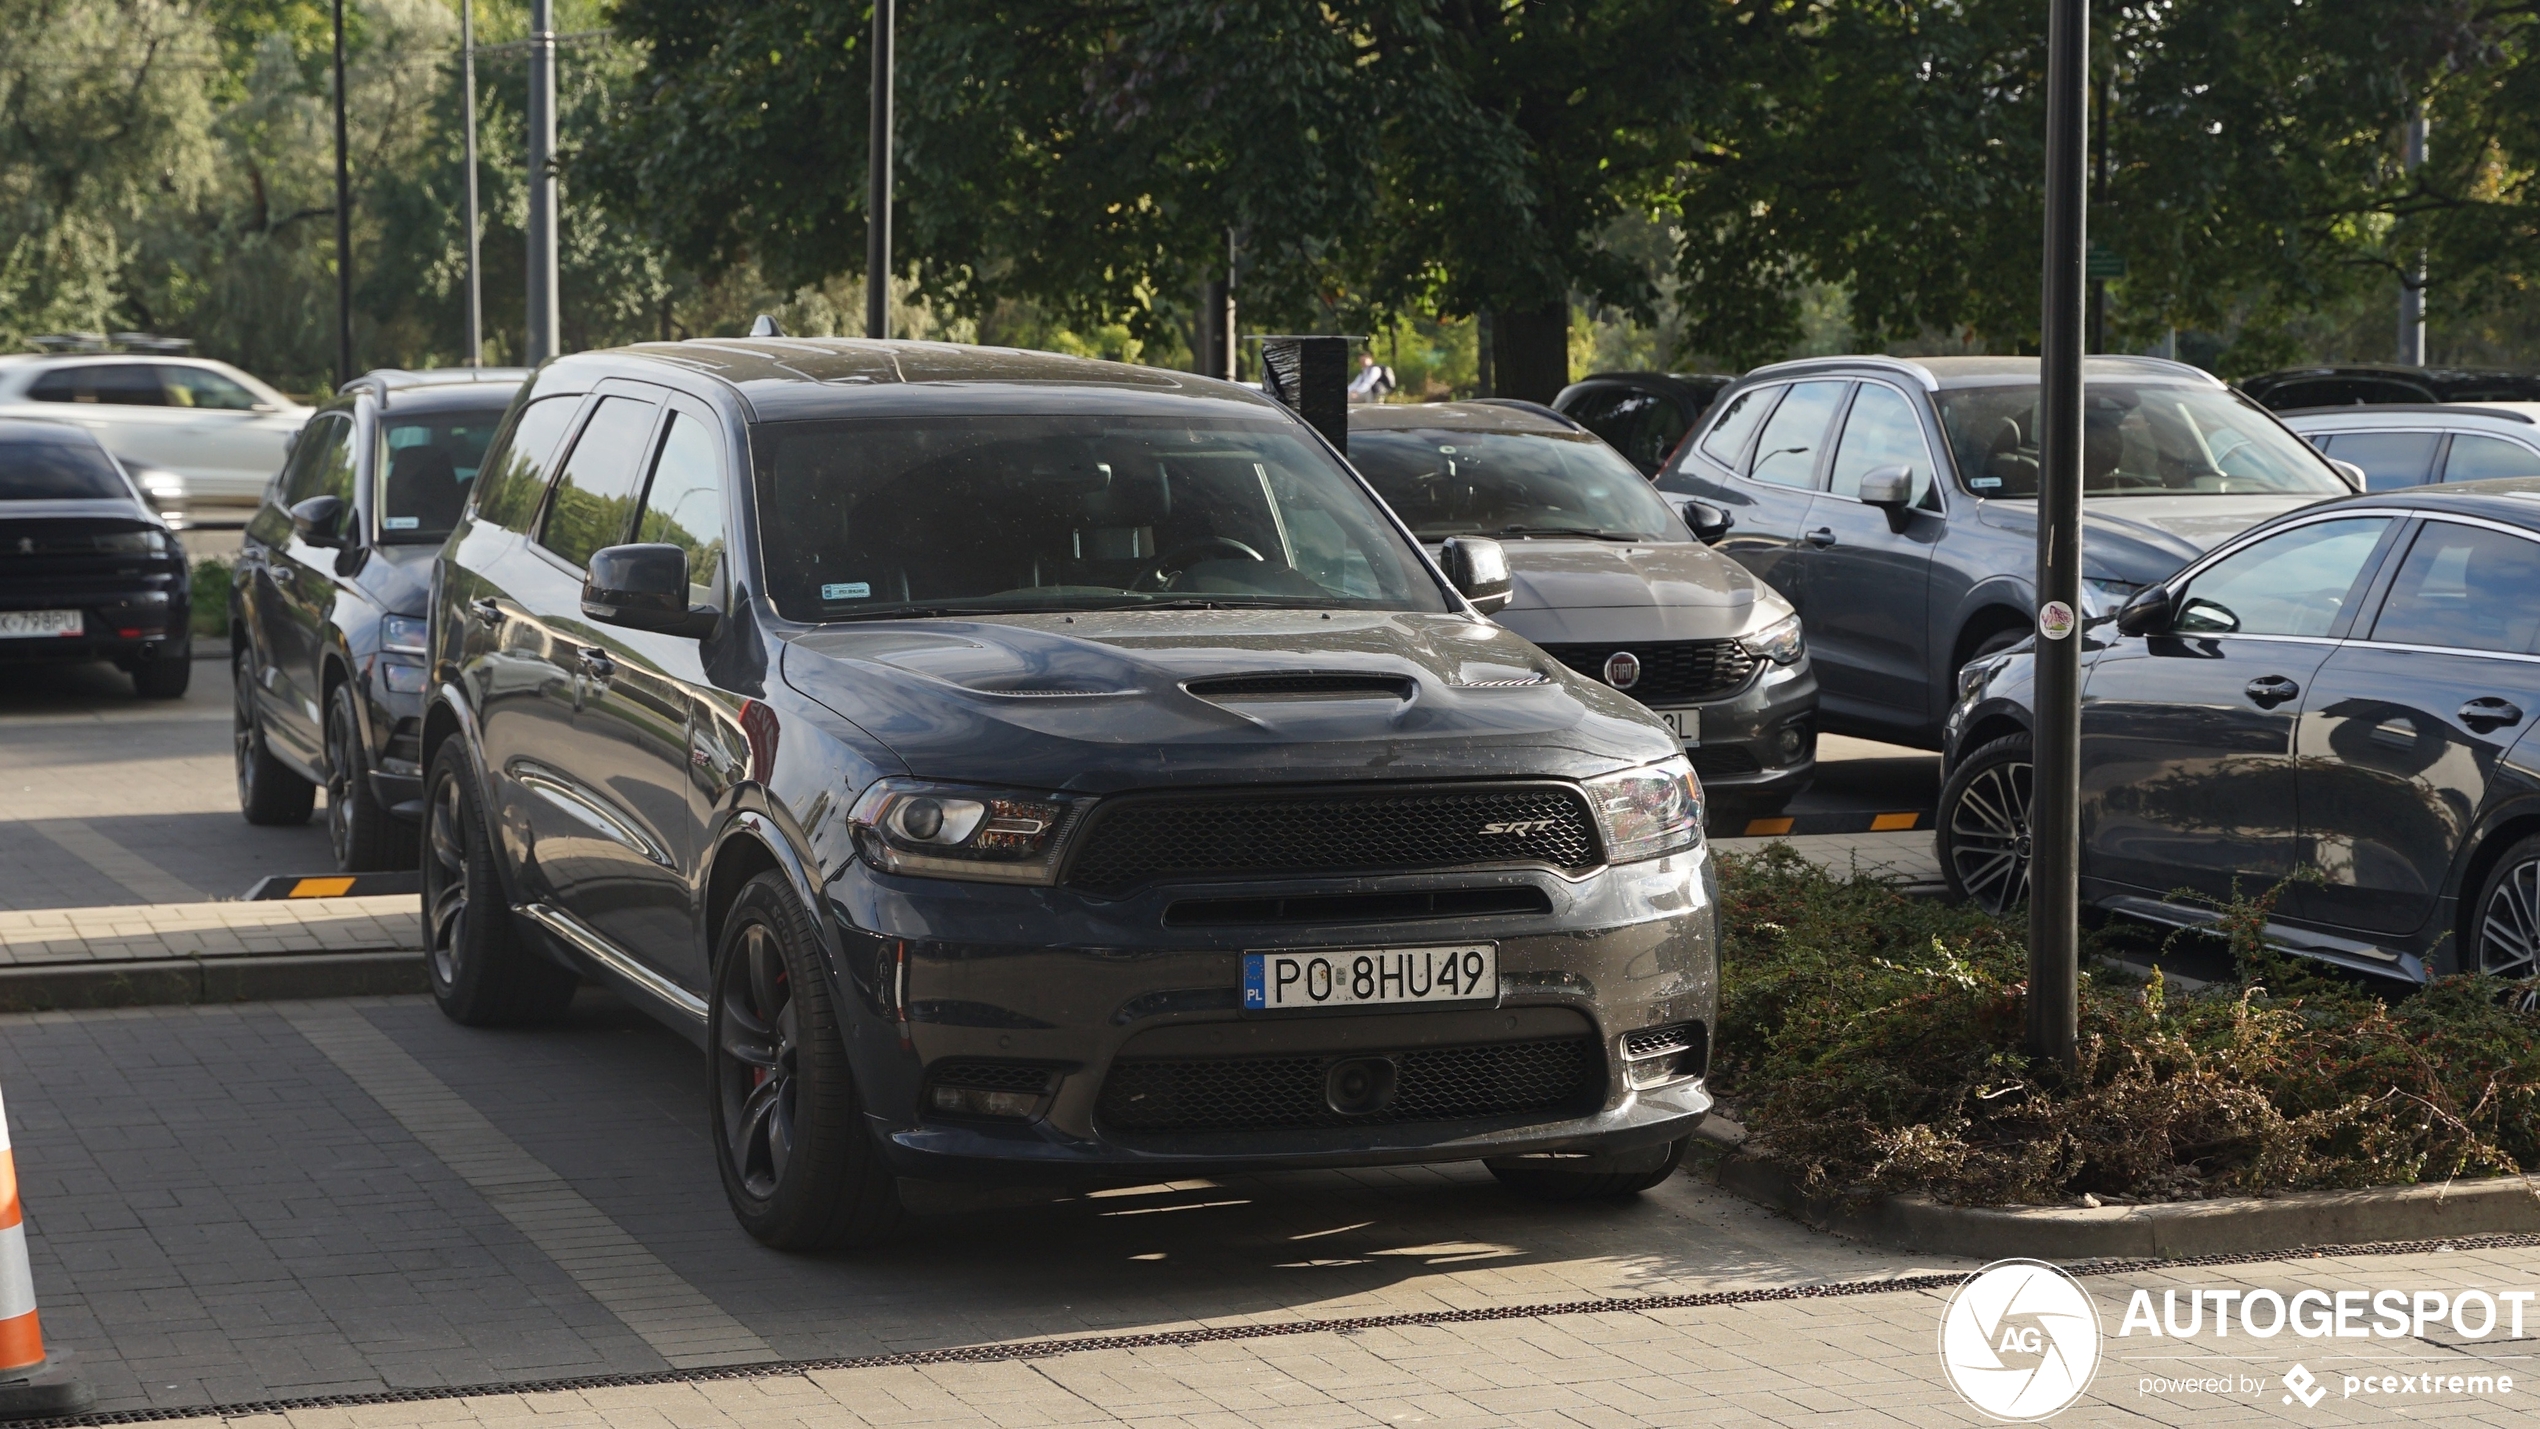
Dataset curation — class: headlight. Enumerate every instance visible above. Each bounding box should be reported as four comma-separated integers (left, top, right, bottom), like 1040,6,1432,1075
848,779,1084,884
94,529,170,556
1739,612,1804,666
1957,652,2010,702
2081,577,2142,615
1583,757,1703,865
380,614,427,655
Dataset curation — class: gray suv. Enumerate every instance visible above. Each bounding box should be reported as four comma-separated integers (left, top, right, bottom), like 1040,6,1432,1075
1658,355,2356,748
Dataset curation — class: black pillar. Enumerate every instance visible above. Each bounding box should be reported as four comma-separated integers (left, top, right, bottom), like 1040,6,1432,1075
865,0,895,341
332,0,353,388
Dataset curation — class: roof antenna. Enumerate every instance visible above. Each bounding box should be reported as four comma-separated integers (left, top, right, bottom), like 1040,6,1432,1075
748,314,785,338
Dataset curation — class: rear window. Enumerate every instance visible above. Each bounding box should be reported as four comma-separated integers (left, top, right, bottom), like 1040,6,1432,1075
0,430,130,500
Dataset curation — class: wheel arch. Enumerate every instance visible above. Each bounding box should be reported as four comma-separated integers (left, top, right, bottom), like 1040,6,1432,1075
700,811,835,980
1951,604,2035,673
2449,806,2540,975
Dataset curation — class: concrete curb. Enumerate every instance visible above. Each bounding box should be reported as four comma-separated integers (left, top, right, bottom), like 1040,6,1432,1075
0,950,426,1012
1714,1151,2540,1259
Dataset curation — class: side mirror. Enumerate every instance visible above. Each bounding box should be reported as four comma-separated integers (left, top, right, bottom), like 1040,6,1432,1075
289,494,346,548
1677,499,1733,545
1856,465,1914,508
2330,459,2367,493
583,543,720,637
2114,584,2173,636
1439,536,1512,615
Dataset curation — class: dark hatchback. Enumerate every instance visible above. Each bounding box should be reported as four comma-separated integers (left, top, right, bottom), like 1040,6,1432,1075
1944,479,2540,984
0,417,191,697
424,339,1720,1250
232,368,524,868
1553,371,1737,477
2241,364,2540,412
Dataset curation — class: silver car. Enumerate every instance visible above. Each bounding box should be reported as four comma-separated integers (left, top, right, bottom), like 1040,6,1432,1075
2280,402,2540,492
0,353,309,522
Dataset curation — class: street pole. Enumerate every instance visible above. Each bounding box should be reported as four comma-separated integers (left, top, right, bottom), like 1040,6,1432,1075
462,0,481,367
864,0,894,341
1219,227,1238,381
525,0,559,363
2086,70,2109,354
2399,105,2427,366
2028,0,2087,1071
332,0,353,389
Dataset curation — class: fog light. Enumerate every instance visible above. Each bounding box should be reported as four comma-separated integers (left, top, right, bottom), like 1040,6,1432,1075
380,661,426,694
1324,1056,1399,1117
1777,725,1810,760
930,1085,1041,1119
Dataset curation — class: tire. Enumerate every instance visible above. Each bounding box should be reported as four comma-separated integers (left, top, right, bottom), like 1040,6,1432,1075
1938,733,2033,914
423,741,577,1026
1488,1137,1690,1201
234,648,315,826
710,871,904,1251
2468,833,2540,981
130,643,192,699
326,683,419,872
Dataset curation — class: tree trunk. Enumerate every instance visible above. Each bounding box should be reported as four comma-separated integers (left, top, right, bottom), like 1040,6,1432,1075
1491,301,1570,403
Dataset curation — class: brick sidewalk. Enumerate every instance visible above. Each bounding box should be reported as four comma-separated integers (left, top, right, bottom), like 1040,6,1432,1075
0,896,418,967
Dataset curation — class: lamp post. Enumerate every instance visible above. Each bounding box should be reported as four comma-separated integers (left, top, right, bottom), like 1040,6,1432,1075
525,0,559,362
461,0,482,366
2399,106,2428,365
864,0,894,340
332,0,353,389
2029,0,2088,1070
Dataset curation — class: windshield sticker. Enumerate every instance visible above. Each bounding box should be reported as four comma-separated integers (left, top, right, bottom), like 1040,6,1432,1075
1971,476,2003,489
821,582,872,601
382,516,419,530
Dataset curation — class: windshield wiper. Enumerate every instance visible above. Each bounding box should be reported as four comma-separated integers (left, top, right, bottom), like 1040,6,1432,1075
818,605,1016,623
1492,526,1650,541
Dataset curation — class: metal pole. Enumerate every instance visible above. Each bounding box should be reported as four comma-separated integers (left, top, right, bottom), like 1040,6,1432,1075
1221,227,1238,381
2399,106,2427,366
525,0,559,362
462,0,481,366
864,0,894,341
2028,0,2087,1071
332,0,353,388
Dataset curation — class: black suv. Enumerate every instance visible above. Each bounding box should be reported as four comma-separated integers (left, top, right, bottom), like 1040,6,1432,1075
1553,372,1736,477
0,417,191,696
424,339,1719,1250
232,368,526,867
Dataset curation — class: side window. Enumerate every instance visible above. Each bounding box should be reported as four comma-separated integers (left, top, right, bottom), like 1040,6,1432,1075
1827,383,1938,508
159,366,260,411
283,416,353,505
2320,432,2439,491
2441,433,2540,483
2175,517,2391,639
28,364,164,406
2367,522,2540,654
538,396,660,569
1745,380,1848,489
1696,384,1780,469
470,396,583,533
633,412,730,609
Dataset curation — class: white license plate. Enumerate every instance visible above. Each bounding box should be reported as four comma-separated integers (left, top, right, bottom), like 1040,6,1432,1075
0,610,82,639
1243,944,1496,1012
1654,707,1702,742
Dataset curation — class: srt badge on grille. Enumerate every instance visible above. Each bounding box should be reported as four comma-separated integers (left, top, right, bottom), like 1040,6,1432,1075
1479,819,1560,835
1602,651,1640,689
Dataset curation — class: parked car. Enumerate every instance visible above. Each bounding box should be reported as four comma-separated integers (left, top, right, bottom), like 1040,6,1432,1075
1553,371,1737,477
1348,400,1815,815
232,367,526,869
0,417,192,697
2280,403,2540,491
0,352,309,521
1656,355,2357,749
2241,364,2540,412
424,339,1720,1249
1942,479,2540,983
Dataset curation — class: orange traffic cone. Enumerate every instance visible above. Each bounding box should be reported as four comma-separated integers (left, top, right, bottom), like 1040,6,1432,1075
0,1085,90,1419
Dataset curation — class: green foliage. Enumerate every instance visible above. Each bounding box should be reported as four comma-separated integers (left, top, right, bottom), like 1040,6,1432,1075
190,556,232,639
1714,848,2540,1205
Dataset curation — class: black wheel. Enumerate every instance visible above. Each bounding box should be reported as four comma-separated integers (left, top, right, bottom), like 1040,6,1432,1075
234,648,315,826
710,871,903,1251
423,742,576,1025
326,683,419,872
1488,1137,1689,1201
130,642,192,698
1939,733,2033,914
2471,834,2540,982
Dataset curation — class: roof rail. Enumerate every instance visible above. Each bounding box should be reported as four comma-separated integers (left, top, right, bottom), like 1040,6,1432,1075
2276,402,2537,424
2090,354,2224,388
1740,355,1938,391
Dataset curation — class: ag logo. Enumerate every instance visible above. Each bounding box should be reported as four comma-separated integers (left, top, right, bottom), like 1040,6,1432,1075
1937,1258,2101,1421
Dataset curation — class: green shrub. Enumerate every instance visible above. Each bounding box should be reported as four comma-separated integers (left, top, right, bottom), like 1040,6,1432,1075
1713,847,2540,1205
190,557,230,640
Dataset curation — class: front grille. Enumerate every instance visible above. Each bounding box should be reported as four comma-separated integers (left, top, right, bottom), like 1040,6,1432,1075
1164,886,1553,928
1097,1035,1601,1133
928,1060,1060,1094
1689,746,1760,778
1064,785,1599,894
1538,640,1757,705
1623,1022,1702,1059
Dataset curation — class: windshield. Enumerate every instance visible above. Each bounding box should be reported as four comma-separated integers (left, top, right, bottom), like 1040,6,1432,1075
754,414,1450,621
1935,383,2350,498
1348,428,1689,540
0,431,130,500
377,406,507,543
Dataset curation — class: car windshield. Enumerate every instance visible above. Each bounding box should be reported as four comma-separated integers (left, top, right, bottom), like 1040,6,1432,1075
377,406,507,543
754,413,1450,621
1935,382,2349,498
0,430,130,500
1347,428,1689,541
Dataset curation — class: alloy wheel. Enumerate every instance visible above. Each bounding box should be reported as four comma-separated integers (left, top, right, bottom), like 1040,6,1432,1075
717,923,800,1201
233,652,259,803
1949,759,2034,914
2478,858,2540,982
325,699,355,869
425,769,472,989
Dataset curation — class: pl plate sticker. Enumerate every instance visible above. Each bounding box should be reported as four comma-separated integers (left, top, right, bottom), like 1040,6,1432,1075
2038,600,2077,641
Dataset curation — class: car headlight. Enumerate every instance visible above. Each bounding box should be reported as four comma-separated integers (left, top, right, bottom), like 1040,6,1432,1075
848,779,1085,884
94,529,170,556
1583,757,1703,865
2080,577,2142,616
380,614,427,656
1957,652,2012,702
1739,612,1804,666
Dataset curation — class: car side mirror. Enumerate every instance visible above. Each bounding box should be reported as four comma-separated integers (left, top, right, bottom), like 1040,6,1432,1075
1855,465,1917,530
1677,499,1733,546
2330,459,2367,493
289,494,346,549
1439,536,1512,615
2114,584,2173,636
582,543,720,637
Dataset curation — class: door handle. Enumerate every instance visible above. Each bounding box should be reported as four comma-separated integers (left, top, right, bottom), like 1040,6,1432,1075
1804,527,1837,548
2461,697,2524,732
2244,675,2301,707
468,597,502,629
576,646,618,682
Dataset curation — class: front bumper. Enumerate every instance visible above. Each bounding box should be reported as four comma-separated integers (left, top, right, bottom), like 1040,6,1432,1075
1656,657,1817,803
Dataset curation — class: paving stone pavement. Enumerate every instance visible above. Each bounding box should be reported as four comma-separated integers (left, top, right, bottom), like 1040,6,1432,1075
0,896,417,967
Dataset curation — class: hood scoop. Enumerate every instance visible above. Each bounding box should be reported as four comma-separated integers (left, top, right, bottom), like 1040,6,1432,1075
1184,672,1415,704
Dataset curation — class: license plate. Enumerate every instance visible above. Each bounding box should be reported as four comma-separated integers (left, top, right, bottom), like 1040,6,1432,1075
1243,944,1496,1012
0,610,82,639
1654,707,1701,742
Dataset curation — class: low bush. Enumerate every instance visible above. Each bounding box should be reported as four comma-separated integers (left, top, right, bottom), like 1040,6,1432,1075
1711,847,2540,1206
190,557,230,640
